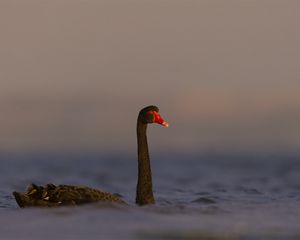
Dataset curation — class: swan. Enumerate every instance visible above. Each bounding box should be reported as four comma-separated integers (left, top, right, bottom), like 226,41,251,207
13,105,168,207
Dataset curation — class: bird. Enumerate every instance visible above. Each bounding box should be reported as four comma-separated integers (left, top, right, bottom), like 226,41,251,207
13,105,168,208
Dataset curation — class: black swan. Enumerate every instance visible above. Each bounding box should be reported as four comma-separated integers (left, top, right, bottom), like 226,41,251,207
13,105,168,207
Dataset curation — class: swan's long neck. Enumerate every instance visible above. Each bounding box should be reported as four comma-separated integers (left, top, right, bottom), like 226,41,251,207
136,117,155,205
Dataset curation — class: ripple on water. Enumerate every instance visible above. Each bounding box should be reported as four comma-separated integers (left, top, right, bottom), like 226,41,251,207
192,197,217,204
234,186,263,195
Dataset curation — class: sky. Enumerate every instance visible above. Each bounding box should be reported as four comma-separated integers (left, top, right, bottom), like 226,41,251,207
0,0,300,153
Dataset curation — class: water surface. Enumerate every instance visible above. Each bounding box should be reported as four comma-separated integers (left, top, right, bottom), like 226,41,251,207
0,152,299,240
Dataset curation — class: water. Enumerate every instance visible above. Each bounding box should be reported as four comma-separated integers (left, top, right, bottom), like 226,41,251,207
0,152,300,240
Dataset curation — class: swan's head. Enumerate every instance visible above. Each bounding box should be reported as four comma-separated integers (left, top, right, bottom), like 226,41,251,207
139,105,169,127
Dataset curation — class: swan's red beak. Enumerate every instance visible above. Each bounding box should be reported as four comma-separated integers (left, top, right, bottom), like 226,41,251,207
153,111,169,127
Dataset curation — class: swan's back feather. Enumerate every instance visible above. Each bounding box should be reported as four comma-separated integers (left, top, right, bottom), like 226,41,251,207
13,183,125,208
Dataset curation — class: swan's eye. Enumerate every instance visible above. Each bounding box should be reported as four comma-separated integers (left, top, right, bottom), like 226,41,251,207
147,111,155,121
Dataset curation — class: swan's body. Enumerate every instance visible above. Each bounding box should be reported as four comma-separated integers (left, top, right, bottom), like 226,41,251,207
13,106,168,208
13,184,124,207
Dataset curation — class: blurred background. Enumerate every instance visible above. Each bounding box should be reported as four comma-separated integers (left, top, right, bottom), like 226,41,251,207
1,0,300,154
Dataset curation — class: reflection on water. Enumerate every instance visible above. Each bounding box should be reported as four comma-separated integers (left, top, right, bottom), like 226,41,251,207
0,152,300,240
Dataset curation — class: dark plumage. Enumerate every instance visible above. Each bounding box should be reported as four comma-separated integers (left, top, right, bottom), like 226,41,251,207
13,183,124,207
13,106,168,208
